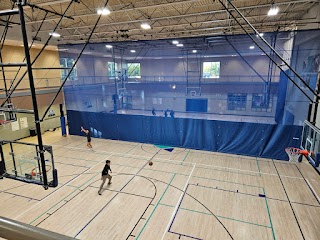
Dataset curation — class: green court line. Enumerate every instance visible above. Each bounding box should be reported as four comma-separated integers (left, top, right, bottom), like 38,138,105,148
263,188,276,240
160,203,271,228
112,153,149,160
112,163,190,176
195,165,260,177
192,175,262,189
181,150,190,165
66,185,80,189
31,144,144,225
54,155,100,163
108,162,262,188
159,203,271,229
29,172,100,225
135,173,176,240
256,157,262,177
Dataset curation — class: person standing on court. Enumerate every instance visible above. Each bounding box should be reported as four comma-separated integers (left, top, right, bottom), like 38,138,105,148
170,109,175,118
98,160,112,195
81,126,92,149
152,107,156,116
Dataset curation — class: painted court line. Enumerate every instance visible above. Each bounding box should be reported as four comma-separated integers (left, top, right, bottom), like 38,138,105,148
159,203,271,229
161,163,196,240
55,142,302,179
13,153,114,221
263,188,276,240
306,179,320,204
190,162,305,180
75,148,160,238
135,173,176,239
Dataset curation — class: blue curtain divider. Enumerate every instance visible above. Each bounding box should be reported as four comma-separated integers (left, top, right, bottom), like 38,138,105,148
67,110,302,160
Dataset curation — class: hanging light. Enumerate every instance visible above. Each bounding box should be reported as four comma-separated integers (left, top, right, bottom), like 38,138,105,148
97,8,111,15
192,50,197,53
106,45,113,49
49,32,61,38
176,44,184,47
249,46,255,49
268,5,279,16
172,40,179,44
141,23,151,30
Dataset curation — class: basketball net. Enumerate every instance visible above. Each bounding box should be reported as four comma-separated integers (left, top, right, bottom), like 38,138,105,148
285,147,307,163
0,120,11,130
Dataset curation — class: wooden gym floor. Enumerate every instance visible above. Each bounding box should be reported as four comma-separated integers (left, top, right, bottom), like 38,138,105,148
0,130,320,240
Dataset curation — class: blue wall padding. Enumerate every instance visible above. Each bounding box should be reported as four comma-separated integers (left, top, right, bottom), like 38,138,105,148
60,116,67,136
67,110,302,160
275,70,289,124
186,99,208,112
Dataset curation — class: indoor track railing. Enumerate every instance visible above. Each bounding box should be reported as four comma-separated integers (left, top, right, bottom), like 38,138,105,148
0,216,74,240
65,74,282,85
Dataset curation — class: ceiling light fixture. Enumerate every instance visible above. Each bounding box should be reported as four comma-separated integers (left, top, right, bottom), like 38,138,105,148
172,40,179,44
141,23,151,30
130,50,136,53
256,33,264,37
192,50,197,53
49,32,61,38
177,44,183,47
268,5,279,16
249,46,255,49
97,8,111,15
106,45,113,49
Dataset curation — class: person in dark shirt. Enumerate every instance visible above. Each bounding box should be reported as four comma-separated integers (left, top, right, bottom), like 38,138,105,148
98,160,112,195
164,109,169,117
151,107,156,116
170,110,175,118
81,126,92,149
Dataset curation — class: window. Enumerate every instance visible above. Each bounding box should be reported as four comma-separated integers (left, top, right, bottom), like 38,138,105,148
203,62,220,78
108,62,117,79
251,94,273,112
127,63,141,78
228,93,247,111
60,58,77,81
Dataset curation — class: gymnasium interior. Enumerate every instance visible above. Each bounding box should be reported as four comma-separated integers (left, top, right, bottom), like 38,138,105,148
0,0,320,239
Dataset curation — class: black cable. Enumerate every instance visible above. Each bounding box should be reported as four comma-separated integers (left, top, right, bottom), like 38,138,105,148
0,0,77,107
216,0,315,103
40,0,112,121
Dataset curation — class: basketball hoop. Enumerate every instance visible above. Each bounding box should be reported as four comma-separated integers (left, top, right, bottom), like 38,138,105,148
31,165,52,178
0,120,11,130
285,147,308,163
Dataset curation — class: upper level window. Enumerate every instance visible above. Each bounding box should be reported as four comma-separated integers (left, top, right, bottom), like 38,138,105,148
108,62,117,79
203,62,220,78
127,63,141,78
60,58,77,81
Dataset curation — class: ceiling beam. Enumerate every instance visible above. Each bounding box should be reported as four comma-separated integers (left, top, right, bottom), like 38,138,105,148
33,2,312,34
60,18,316,43
59,13,293,39
25,0,318,25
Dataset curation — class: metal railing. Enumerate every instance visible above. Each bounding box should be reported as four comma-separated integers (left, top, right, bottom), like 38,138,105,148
0,216,74,240
61,74,282,86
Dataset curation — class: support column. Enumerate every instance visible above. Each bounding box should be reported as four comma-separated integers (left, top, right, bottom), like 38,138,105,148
17,0,48,189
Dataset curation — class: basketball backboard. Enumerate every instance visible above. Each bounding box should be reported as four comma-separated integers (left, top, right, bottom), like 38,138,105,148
0,141,58,188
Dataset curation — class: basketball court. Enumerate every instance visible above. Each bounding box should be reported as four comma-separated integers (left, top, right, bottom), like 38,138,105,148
1,0,320,239
0,130,319,239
